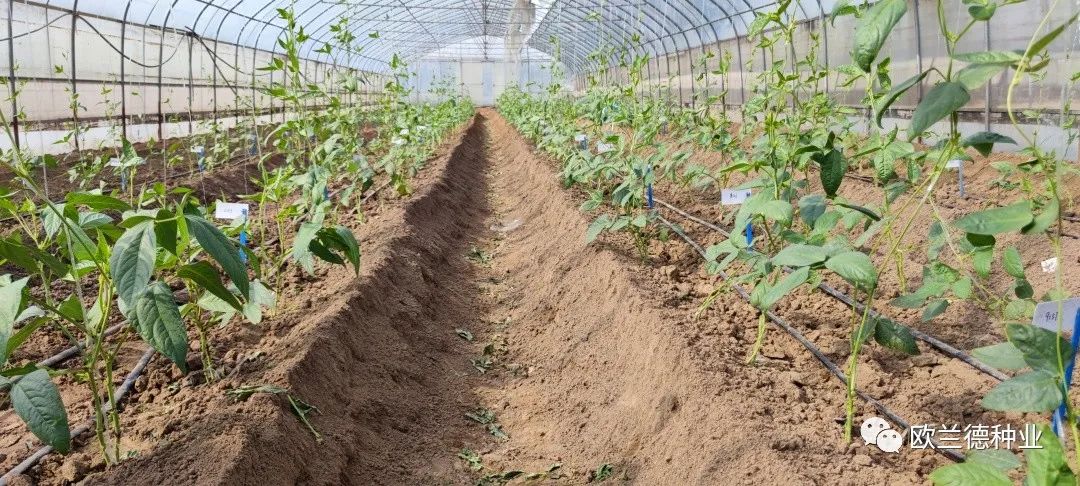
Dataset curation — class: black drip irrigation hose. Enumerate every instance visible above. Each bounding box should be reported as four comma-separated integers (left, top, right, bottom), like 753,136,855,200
0,347,155,485
655,214,966,463
652,197,1009,383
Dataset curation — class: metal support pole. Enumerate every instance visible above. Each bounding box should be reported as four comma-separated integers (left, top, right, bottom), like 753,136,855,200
187,34,194,135
70,0,80,151
156,23,167,141
7,0,20,149
913,0,924,99
120,4,130,141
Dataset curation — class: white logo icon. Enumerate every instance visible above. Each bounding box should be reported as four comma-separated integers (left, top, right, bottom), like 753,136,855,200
861,417,903,453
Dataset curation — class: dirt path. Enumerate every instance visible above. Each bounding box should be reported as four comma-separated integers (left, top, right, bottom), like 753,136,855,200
63,110,962,485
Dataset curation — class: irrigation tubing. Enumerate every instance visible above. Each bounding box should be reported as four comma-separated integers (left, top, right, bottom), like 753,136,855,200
655,214,966,462
652,196,1010,383
76,17,183,69
0,347,156,485
0,12,71,42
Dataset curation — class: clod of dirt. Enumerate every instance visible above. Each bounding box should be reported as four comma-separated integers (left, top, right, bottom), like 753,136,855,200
490,218,523,233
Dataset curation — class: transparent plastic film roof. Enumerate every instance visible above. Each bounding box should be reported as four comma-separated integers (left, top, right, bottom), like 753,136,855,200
10,0,839,73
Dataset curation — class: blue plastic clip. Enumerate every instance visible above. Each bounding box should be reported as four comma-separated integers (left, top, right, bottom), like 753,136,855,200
645,166,654,209
120,171,127,191
324,186,331,201
745,223,754,248
1052,308,1080,437
238,208,249,264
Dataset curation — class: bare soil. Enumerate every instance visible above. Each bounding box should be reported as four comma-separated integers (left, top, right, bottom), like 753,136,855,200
4,109,1068,485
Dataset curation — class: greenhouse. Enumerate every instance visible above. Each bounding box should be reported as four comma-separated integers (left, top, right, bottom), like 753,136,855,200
0,0,1077,484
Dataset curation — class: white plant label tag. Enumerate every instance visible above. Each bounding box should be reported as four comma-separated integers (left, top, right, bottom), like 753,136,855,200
1042,257,1059,273
215,202,249,221
595,142,615,154
574,133,587,142
1032,298,1080,335
721,188,752,205
107,157,145,167
946,159,963,169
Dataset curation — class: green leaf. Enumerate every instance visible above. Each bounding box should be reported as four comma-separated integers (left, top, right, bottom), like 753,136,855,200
836,202,881,221
133,282,189,373
1014,278,1034,299
928,222,946,259
65,192,132,212
972,247,993,278
873,317,920,355
177,262,243,312
965,232,996,248
953,51,1023,65
955,64,1008,91
1005,298,1036,321
0,237,60,277
891,292,929,309
876,70,928,127
815,149,845,198
756,201,793,224
241,280,276,325
798,194,826,227
953,202,1034,235
335,227,362,274
929,462,1011,486
967,3,996,21
921,299,949,321
10,369,70,453
952,277,973,299
824,251,878,290
760,266,810,310
772,245,828,267
982,370,1062,412
854,315,878,344
1025,15,1078,59
6,315,45,361
185,215,250,300
961,132,1017,157
972,342,1027,370
586,214,612,244
851,0,908,72
109,221,157,306
0,277,28,365
1023,199,1059,235
1025,423,1077,486
154,212,179,256
965,449,1020,472
292,222,320,274
1006,323,1073,373
1001,246,1025,278
909,82,970,139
